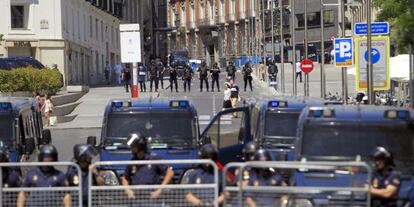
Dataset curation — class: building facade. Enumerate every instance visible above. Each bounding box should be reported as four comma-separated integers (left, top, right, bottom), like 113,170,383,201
0,0,123,86
167,0,263,67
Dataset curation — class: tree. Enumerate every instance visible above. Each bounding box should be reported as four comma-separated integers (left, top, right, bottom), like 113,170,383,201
373,0,414,53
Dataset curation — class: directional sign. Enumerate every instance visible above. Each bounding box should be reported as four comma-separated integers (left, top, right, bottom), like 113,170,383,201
300,59,314,73
120,24,141,63
355,36,390,91
334,38,353,67
354,22,389,36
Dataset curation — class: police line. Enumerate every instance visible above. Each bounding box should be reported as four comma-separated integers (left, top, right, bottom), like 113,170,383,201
0,160,372,207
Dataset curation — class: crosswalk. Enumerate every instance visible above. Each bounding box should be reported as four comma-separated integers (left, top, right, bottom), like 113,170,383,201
198,114,233,125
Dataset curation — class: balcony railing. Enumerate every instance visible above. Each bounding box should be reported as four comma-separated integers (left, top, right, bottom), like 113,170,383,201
228,13,235,22
199,18,215,27
187,21,196,29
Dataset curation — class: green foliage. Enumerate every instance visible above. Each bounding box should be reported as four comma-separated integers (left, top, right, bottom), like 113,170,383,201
0,67,63,93
373,0,414,52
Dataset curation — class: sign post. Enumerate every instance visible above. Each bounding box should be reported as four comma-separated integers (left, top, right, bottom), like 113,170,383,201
301,58,314,96
120,24,141,98
355,36,390,91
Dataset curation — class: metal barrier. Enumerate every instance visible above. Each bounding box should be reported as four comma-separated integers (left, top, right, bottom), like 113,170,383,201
0,162,82,207
223,161,372,207
89,159,219,207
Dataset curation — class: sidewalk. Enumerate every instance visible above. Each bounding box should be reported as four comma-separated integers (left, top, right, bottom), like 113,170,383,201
52,86,154,129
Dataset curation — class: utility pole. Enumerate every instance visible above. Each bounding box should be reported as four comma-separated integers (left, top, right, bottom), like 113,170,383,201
291,0,297,96
280,0,285,93
304,0,309,96
366,0,374,104
341,0,348,103
271,0,275,62
320,0,326,99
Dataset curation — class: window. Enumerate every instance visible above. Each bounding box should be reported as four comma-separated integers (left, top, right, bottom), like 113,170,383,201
89,16,93,38
296,12,321,28
101,21,104,41
180,4,185,26
95,18,99,39
11,5,26,29
324,10,335,25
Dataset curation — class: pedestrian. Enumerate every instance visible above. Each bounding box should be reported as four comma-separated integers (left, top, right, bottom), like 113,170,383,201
229,80,240,118
268,61,279,89
32,91,43,109
258,61,266,81
149,60,159,92
158,61,166,89
330,49,335,64
122,66,131,93
138,62,147,92
210,62,221,92
226,61,237,82
183,64,193,92
295,60,302,83
17,145,71,207
369,146,400,207
245,149,288,207
242,62,253,92
66,144,104,206
41,94,54,127
104,61,111,85
183,144,227,206
0,147,21,188
114,63,123,85
198,61,210,92
121,134,174,199
169,65,178,93
222,82,232,110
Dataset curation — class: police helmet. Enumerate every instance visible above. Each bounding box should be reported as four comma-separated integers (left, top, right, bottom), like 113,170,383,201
370,146,395,166
254,149,272,162
242,141,258,161
73,144,98,161
199,144,218,161
38,144,58,162
127,133,148,153
0,147,8,163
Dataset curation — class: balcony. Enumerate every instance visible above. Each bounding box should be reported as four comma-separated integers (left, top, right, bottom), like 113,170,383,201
238,11,246,20
199,18,216,29
216,15,226,24
228,13,235,22
187,21,196,29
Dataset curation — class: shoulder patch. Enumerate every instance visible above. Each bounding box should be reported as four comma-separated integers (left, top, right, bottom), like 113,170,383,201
392,178,400,185
32,175,38,183
73,175,79,185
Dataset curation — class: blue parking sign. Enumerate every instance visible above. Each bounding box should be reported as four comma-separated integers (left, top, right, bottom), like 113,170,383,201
334,38,353,67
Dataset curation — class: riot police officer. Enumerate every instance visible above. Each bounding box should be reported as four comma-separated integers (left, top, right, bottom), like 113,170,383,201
234,141,259,187
0,147,21,188
149,60,159,92
245,149,287,207
17,144,71,207
158,61,166,89
242,62,253,92
198,61,210,92
169,65,178,93
226,61,237,82
66,144,104,206
183,64,193,92
210,62,221,92
369,146,400,207
183,144,226,206
121,134,174,199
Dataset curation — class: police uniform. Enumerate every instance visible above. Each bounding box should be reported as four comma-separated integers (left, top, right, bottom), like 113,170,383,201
246,169,284,206
149,63,159,92
242,65,253,92
210,65,220,92
183,167,222,205
2,167,21,188
21,167,68,206
66,166,96,205
169,67,178,92
138,65,147,92
198,64,209,92
183,67,193,92
371,169,401,207
123,154,169,185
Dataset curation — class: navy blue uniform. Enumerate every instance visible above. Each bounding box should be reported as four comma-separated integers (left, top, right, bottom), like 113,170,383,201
21,167,68,206
123,154,169,185
371,169,401,207
246,169,284,205
183,167,221,205
2,167,21,188
66,166,96,205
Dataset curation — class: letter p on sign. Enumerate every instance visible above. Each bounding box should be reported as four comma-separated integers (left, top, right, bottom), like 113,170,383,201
340,42,351,57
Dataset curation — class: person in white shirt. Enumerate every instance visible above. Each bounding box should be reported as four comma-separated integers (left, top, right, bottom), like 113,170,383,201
41,94,54,127
295,61,302,83
114,64,123,85
222,82,232,110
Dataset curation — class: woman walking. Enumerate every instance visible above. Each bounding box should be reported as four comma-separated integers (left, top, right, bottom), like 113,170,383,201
41,94,54,127
222,82,232,110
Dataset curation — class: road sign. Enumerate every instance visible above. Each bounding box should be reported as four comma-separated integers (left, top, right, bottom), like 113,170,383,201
355,36,390,91
354,22,389,36
300,59,314,73
120,24,141,98
334,38,353,67
120,24,141,63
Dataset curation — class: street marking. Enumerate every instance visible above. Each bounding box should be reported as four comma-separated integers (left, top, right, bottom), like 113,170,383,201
212,94,216,116
199,115,211,120
199,121,232,125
